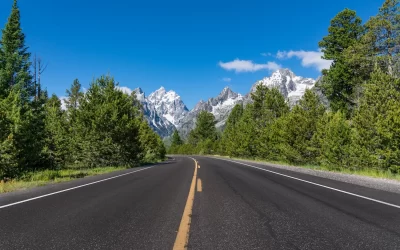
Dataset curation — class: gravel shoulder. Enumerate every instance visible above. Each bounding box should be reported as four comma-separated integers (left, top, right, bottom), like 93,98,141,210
210,156,400,195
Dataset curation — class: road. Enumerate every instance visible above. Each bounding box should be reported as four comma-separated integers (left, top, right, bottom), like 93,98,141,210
0,156,400,249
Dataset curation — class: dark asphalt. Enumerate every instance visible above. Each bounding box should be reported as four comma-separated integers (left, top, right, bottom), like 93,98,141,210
0,157,194,249
189,156,400,250
1,156,400,250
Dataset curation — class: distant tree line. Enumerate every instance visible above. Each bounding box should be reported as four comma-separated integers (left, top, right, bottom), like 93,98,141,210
0,1,165,180
169,0,400,174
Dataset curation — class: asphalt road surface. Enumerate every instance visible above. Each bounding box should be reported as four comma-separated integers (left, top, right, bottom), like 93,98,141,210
0,156,399,250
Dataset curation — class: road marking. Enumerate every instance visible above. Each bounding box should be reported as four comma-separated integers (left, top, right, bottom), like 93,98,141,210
0,167,153,210
212,157,400,209
173,157,198,250
197,178,202,192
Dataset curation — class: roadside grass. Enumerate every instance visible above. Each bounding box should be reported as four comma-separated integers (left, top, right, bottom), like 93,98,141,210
0,156,170,194
212,155,400,181
0,166,128,194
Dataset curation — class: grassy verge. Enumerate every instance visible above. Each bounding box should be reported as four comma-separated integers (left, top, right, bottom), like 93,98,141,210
0,166,129,194
212,155,400,181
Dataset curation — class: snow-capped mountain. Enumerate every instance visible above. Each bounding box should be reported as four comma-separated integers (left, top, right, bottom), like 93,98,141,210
133,87,182,137
250,68,316,105
177,87,244,138
124,69,317,138
147,87,189,127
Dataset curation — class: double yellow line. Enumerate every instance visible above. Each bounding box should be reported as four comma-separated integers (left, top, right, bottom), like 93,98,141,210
173,158,200,250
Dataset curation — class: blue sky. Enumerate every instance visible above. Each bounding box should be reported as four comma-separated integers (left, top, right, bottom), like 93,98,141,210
0,0,384,109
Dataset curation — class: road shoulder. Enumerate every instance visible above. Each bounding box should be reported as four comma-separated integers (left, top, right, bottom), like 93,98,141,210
209,156,400,194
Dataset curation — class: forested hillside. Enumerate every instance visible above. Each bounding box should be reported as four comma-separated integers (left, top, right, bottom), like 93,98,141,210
0,0,165,181
169,0,400,175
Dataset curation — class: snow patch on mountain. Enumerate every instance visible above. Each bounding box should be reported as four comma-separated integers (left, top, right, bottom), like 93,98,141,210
146,87,189,127
117,69,317,138
176,87,244,138
251,68,316,105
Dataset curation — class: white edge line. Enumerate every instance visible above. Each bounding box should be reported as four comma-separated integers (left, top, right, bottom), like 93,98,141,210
211,157,400,209
0,166,153,209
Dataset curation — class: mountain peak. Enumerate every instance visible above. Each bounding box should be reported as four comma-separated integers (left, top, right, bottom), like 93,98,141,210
250,68,316,105
220,86,231,94
270,68,295,79
134,87,146,101
156,86,166,93
134,87,144,94
132,68,317,138
217,86,237,101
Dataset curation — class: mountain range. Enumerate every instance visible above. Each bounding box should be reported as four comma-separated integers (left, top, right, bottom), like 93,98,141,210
130,69,317,138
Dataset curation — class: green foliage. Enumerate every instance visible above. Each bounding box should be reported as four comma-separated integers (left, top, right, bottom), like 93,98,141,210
43,94,69,168
351,69,400,173
278,90,326,164
65,79,83,111
319,8,364,115
319,9,363,61
184,111,218,154
170,111,219,155
189,111,217,144
0,0,32,99
0,1,165,180
153,1,400,178
313,111,352,169
252,85,289,158
71,76,143,167
2,0,400,182
251,84,289,128
171,130,183,146
368,0,400,76
220,104,244,156
178,1,400,177
234,104,257,157
168,130,183,154
139,120,166,163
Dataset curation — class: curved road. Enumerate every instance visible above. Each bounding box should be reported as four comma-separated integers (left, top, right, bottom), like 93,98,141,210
0,156,399,249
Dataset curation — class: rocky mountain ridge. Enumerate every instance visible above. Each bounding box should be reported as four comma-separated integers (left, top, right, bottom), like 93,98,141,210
131,69,317,138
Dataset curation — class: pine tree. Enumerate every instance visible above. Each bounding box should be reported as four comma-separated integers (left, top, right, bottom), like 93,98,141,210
250,85,289,130
65,79,83,111
278,90,326,163
168,130,183,153
252,85,289,158
139,120,166,163
0,0,32,99
220,104,244,156
188,111,217,154
351,69,400,173
0,0,50,177
72,76,143,167
43,94,69,168
64,79,84,164
367,0,400,76
0,90,20,178
171,130,183,147
235,104,257,158
319,8,364,115
315,111,352,169
319,9,363,61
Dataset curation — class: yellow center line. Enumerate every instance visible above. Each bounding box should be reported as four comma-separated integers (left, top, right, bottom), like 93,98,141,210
173,158,198,250
197,178,202,192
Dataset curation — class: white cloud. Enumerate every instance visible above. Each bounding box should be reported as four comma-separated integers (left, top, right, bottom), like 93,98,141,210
219,59,281,73
261,52,272,57
116,86,133,95
276,51,287,59
276,50,332,71
222,77,232,82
